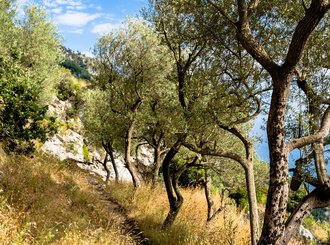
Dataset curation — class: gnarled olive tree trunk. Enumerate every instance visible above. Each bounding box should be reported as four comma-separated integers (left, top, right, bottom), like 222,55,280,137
204,167,225,223
102,142,119,183
124,121,143,190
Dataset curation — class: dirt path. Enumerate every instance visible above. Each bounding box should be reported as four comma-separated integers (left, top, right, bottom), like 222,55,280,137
87,176,152,245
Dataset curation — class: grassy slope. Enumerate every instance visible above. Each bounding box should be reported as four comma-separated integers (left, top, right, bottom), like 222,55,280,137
106,183,330,245
0,148,328,244
0,151,133,244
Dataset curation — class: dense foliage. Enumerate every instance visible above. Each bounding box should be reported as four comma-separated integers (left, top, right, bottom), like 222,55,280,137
0,1,61,153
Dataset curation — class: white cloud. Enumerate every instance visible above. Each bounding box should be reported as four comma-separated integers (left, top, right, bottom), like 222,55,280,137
67,28,84,34
56,11,102,27
67,5,86,10
43,0,85,11
95,6,102,11
43,0,58,8
55,0,82,6
92,23,122,35
51,7,63,14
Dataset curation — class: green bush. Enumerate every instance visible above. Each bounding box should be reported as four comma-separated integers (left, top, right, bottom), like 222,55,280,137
82,145,89,162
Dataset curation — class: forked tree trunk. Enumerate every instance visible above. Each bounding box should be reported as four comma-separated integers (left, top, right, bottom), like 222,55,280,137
230,1,330,243
276,78,330,244
103,142,119,183
125,122,143,190
161,139,183,229
163,158,197,229
204,168,225,223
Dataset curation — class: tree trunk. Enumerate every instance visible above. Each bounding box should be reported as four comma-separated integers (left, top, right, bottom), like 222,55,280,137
204,168,226,223
258,76,291,245
103,142,119,183
107,144,119,183
102,153,111,183
163,156,197,229
162,170,184,229
204,168,215,221
125,122,143,190
245,162,259,245
152,144,162,188
161,139,183,229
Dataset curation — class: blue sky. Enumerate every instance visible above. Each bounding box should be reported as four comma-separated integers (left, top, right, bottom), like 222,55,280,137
19,0,148,56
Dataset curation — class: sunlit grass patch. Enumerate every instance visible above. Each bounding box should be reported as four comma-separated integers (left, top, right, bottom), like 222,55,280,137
106,182,251,245
0,152,133,244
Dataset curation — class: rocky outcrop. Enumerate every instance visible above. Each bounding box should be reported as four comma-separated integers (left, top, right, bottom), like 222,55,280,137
42,95,154,183
42,128,132,182
298,226,318,244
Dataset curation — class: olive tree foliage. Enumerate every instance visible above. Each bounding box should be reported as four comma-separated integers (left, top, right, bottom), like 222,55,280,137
144,1,265,241
0,1,61,154
16,4,62,99
192,0,330,244
83,18,172,187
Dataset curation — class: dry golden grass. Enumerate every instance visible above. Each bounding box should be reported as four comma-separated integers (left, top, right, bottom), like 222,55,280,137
107,183,251,245
0,149,328,244
0,152,133,244
107,182,330,245
310,220,330,243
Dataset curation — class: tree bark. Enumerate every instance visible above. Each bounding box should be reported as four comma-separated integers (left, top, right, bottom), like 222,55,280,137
282,188,330,245
204,168,226,223
102,153,111,183
103,142,119,183
245,162,259,245
258,76,291,245
204,168,215,221
125,122,143,190
152,144,162,188
108,143,119,183
208,1,330,244
163,156,198,229
161,138,184,229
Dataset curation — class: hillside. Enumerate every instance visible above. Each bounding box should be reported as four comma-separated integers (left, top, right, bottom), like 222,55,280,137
60,47,93,81
1,2,330,245
0,151,329,244
0,151,138,244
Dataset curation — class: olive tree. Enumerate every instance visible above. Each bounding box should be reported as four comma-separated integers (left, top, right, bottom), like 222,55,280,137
0,1,61,153
86,18,172,189
202,0,330,244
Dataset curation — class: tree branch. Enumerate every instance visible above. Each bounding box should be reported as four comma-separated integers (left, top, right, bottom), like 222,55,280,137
287,105,330,151
232,97,261,124
235,0,278,74
283,187,330,244
282,0,330,74
247,0,260,17
182,141,248,169
206,0,236,26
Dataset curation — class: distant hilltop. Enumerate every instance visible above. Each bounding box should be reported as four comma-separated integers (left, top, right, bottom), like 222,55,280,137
60,46,94,81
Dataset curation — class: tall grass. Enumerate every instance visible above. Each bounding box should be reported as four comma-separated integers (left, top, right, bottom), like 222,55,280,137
0,152,133,244
107,183,251,245
106,182,329,245
0,149,328,244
